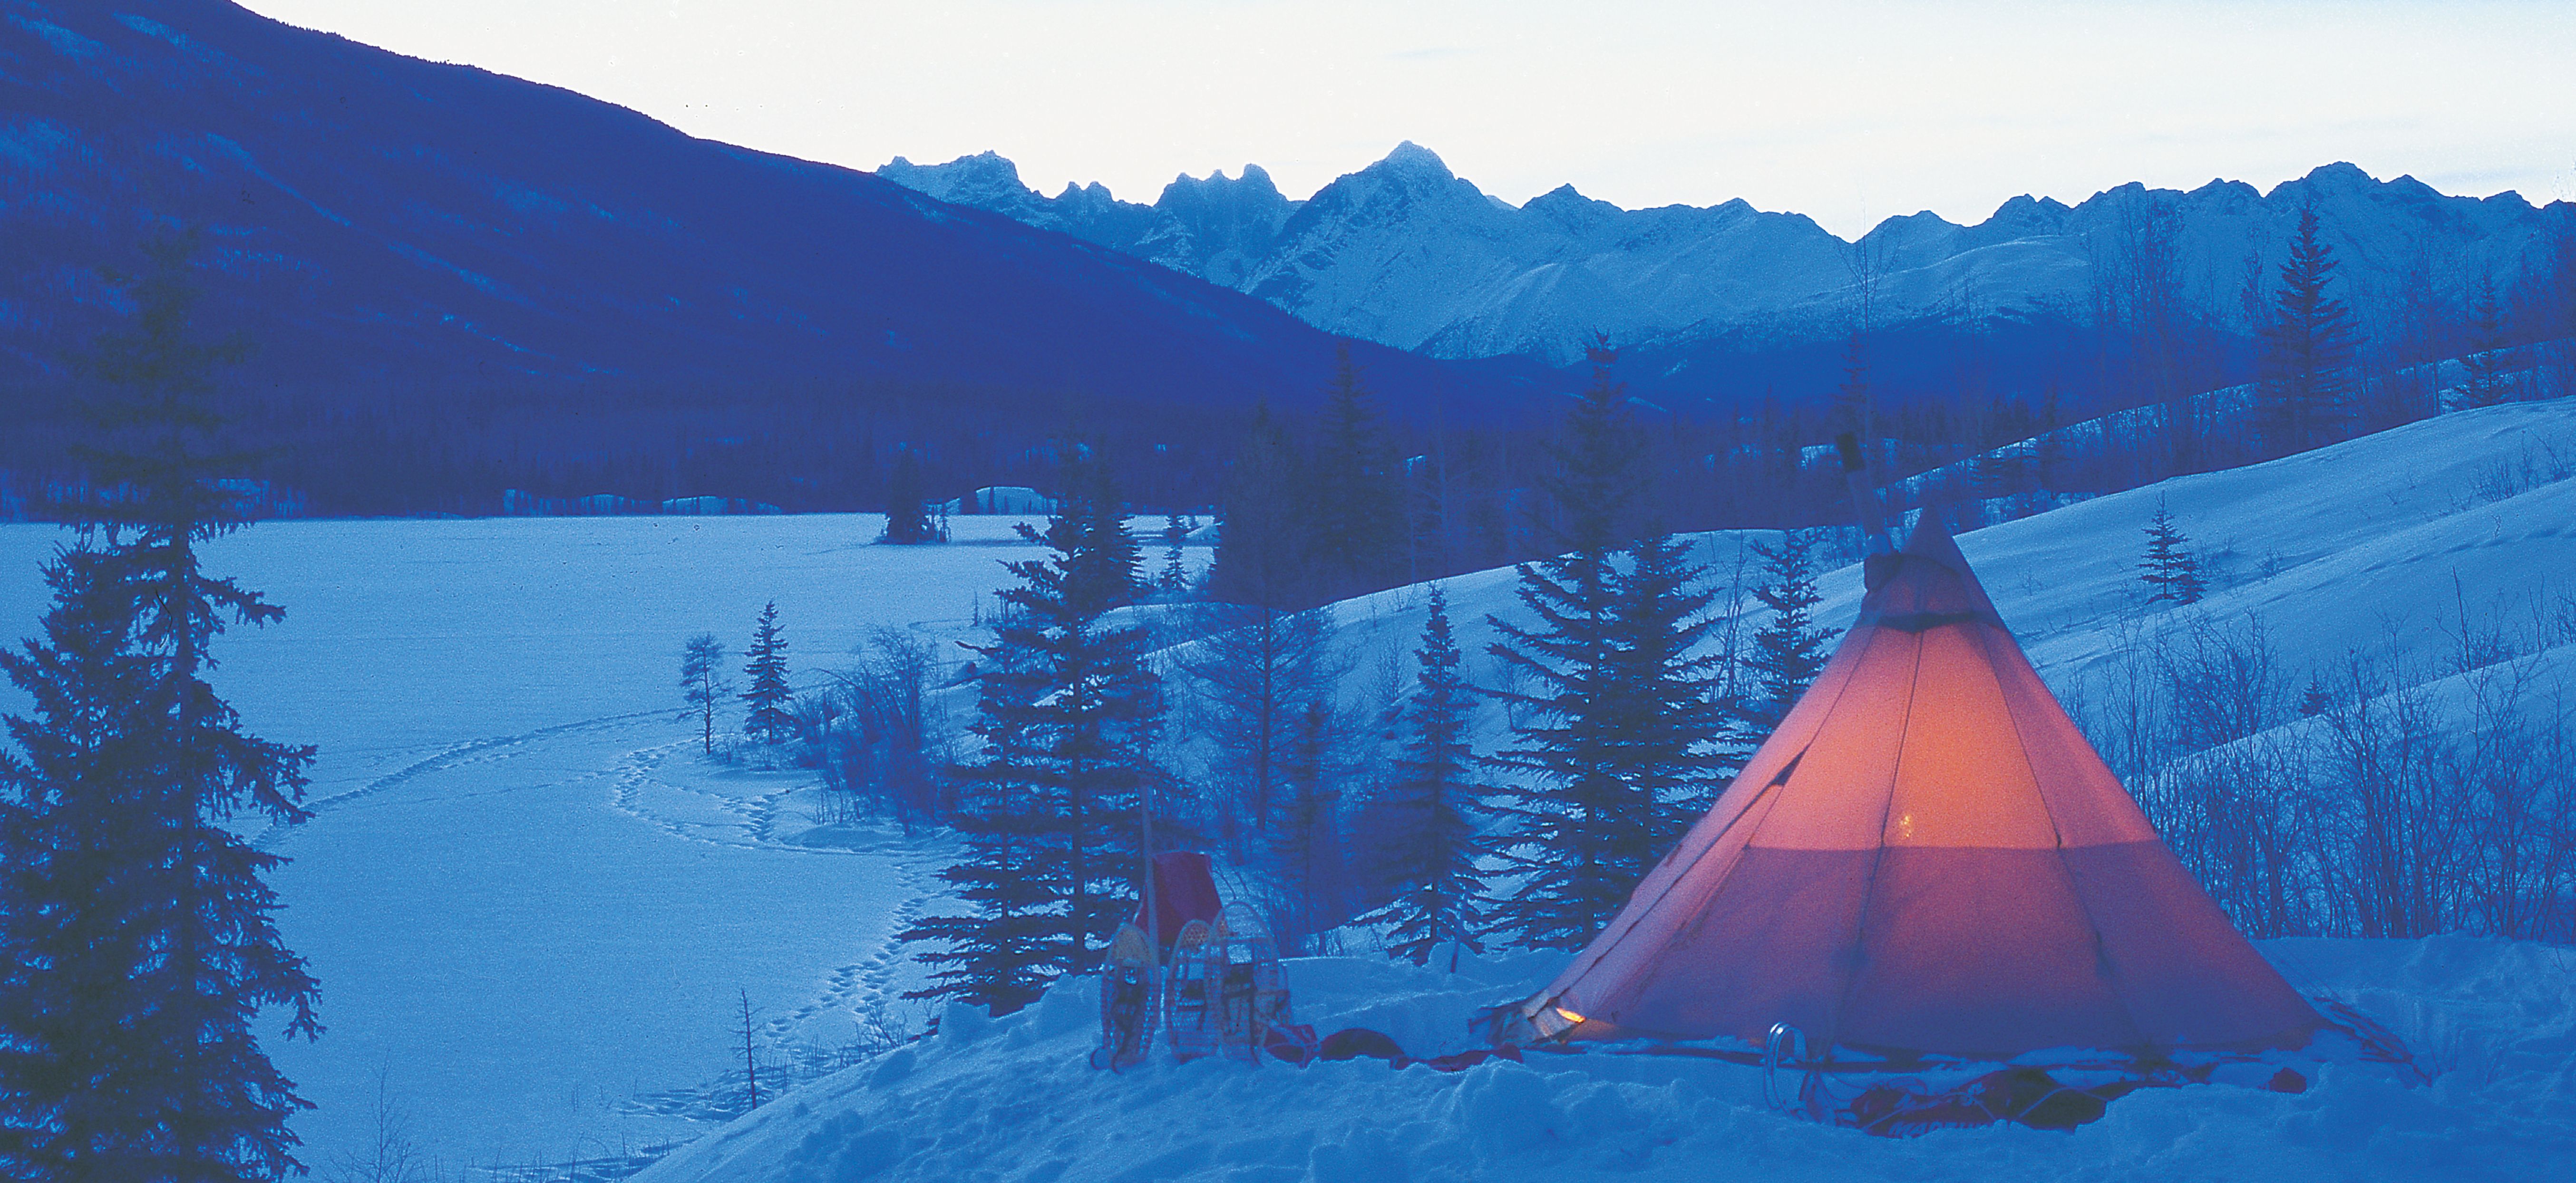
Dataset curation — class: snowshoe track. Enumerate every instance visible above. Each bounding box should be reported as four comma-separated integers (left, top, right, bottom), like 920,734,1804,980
254,709,667,850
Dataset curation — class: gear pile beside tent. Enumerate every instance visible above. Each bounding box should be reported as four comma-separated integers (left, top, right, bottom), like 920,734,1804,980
1505,519,2322,1063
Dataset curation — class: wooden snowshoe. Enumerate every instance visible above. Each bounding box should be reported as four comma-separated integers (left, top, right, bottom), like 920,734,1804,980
1164,919,1220,1062
1215,904,1287,1062
1090,923,1157,1072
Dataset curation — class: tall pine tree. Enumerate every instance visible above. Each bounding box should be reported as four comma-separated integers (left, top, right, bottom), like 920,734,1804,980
1599,532,1731,845
1269,699,1349,952
1182,604,1332,856
0,234,321,1182
903,449,1163,1008
1306,346,1404,600
2256,204,2360,455
1482,342,1658,949
1358,585,1489,968
1206,403,1308,609
741,601,794,744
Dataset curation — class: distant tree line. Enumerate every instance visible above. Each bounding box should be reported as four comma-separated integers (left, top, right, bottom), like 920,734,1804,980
866,342,1845,1013
6,221,2568,590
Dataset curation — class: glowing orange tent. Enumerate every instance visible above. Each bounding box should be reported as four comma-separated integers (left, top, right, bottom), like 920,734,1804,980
1519,519,2321,1059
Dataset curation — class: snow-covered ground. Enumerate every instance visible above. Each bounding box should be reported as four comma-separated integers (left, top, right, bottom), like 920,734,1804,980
633,936,2575,1182
651,398,2576,1182
1291,398,2576,766
3,400,2572,1178
0,513,1201,1176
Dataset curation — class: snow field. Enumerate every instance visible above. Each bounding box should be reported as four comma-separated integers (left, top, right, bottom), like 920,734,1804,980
653,398,2576,1183
1276,398,2576,769
0,512,1204,1174
2,394,2572,1176
634,938,2575,1183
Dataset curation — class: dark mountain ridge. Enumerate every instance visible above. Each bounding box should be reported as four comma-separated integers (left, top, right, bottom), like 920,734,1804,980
0,2,1550,420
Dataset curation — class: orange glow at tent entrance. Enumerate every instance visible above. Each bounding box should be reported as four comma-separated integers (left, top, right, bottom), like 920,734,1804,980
1531,519,2321,1058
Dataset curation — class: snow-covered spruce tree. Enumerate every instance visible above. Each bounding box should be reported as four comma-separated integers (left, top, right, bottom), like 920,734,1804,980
0,235,320,1182
1735,528,1839,739
2139,503,2205,604
902,449,1162,1008
741,601,793,745
2256,204,2360,455
880,445,944,544
1181,602,1332,857
1306,345,1405,601
1482,341,1660,950
1357,584,1491,967
680,633,729,755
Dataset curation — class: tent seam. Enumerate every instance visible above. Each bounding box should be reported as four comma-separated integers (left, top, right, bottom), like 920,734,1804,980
1977,622,2156,1053
1819,633,1924,1053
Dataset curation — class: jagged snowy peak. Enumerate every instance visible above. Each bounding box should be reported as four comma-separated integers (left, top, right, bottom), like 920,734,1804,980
877,152,1301,289
877,145,2574,366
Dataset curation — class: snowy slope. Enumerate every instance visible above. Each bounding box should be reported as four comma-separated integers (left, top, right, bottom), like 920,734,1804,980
633,937,2574,1183
878,146,2573,365
628,401,2576,1183
1274,398,2576,770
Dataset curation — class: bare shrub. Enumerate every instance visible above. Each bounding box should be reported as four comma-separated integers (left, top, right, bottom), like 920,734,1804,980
2076,604,2576,941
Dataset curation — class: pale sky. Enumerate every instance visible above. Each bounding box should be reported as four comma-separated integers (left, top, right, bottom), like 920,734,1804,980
237,0,2576,239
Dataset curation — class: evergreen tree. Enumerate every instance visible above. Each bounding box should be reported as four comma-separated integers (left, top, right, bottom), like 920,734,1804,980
1601,532,1732,841
1269,699,1349,951
0,235,321,1182
1207,403,1308,609
2256,204,2360,455
897,745,1065,1013
1736,528,1839,738
1482,343,1655,949
1358,585,1489,967
741,602,793,744
2139,502,2206,604
879,446,944,544
2458,273,2511,409
679,633,729,755
1157,511,1191,594
1306,346,1404,599
903,449,1163,1008
1183,604,1332,856
1403,443,1451,584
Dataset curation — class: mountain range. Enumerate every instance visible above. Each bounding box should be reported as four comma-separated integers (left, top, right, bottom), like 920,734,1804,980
0,0,1539,411
880,146,2575,368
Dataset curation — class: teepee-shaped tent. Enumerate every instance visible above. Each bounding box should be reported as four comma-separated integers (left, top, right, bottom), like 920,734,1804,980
1521,519,2320,1059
